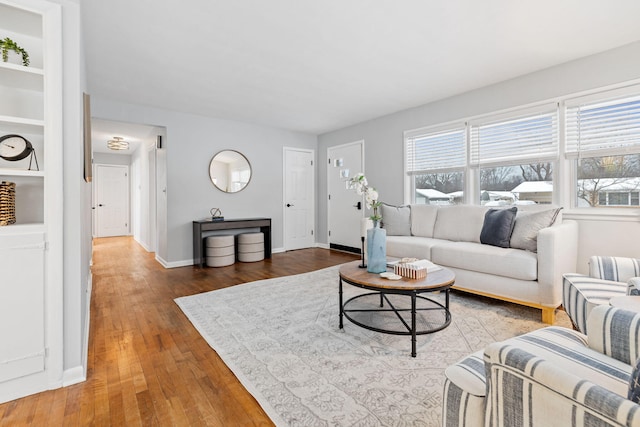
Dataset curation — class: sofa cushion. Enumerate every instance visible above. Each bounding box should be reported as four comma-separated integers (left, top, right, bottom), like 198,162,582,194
410,204,439,238
480,207,517,248
431,241,538,281
385,236,449,260
380,203,411,236
510,207,561,252
433,205,488,243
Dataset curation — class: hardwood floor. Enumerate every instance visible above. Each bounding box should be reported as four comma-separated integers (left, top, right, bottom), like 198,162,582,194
0,237,358,426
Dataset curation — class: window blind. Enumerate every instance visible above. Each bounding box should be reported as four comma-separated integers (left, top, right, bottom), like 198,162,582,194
405,126,466,175
566,92,640,158
470,105,558,166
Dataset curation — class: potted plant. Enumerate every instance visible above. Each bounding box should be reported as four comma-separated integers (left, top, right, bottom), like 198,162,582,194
0,37,29,67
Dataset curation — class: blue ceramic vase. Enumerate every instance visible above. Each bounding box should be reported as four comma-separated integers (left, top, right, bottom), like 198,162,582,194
366,221,386,273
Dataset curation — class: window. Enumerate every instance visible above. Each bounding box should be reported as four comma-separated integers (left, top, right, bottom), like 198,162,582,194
405,125,465,204
470,105,558,205
566,89,640,207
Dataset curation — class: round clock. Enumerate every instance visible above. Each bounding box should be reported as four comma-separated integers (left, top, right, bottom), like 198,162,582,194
0,134,33,161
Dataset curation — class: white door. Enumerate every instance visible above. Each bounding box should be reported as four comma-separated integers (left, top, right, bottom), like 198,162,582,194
284,148,315,250
95,164,130,237
328,141,364,252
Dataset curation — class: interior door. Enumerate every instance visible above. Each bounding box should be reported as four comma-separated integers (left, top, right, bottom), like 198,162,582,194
284,148,315,251
95,164,130,237
328,141,364,253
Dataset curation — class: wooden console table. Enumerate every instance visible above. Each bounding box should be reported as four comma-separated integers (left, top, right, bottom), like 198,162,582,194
193,218,272,267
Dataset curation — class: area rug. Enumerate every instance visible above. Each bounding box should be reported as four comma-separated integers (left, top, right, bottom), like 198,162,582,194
175,265,571,427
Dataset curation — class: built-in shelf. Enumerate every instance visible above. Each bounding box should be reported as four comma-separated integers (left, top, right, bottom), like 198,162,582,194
0,222,45,235
0,114,45,128
0,168,44,177
0,61,44,75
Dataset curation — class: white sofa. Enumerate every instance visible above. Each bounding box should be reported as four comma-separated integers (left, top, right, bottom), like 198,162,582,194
380,204,578,323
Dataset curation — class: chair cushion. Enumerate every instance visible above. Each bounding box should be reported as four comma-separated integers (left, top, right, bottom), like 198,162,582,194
480,207,517,248
629,358,640,403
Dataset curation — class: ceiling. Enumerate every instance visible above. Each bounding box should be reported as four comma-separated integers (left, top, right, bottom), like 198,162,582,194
91,119,156,155
81,1,640,136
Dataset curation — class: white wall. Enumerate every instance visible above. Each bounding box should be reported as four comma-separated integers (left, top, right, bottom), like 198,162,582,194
53,0,92,383
93,152,131,165
318,41,640,274
90,98,317,265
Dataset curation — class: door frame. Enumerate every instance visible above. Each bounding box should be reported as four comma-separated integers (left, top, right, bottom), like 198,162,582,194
327,140,365,251
282,147,315,251
93,163,131,238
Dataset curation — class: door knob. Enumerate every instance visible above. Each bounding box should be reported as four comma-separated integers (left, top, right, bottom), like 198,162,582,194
286,203,294,207
353,201,362,210
98,204,104,207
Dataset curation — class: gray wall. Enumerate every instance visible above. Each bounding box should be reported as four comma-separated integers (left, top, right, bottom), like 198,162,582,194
91,98,317,264
318,41,640,272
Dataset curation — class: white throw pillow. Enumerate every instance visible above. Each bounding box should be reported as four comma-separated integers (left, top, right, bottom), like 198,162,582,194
380,204,411,236
510,208,562,252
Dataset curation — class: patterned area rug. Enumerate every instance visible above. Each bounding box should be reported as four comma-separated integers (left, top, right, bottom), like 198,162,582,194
175,265,571,426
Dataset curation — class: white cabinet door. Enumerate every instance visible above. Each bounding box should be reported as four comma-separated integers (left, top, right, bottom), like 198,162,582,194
0,232,45,383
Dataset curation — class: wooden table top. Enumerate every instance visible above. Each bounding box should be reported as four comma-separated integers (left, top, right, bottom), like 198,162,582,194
339,260,455,291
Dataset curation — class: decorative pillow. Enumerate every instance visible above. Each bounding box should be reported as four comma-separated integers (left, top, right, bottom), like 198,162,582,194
480,207,517,248
380,203,411,236
510,208,562,253
629,357,640,403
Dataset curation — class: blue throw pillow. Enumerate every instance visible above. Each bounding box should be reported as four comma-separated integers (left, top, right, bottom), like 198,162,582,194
629,358,640,403
480,207,517,248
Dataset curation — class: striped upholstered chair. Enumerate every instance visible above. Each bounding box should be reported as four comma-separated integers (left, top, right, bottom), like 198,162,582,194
563,256,640,334
443,305,640,427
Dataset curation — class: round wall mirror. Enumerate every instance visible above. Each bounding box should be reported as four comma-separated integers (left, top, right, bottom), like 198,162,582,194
209,150,252,193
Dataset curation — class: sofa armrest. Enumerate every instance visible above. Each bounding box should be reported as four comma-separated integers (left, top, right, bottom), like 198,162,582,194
537,220,578,306
587,305,640,365
484,342,640,427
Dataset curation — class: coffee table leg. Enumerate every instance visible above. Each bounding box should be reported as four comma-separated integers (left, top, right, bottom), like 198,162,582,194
379,292,383,307
411,292,417,357
339,277,344,329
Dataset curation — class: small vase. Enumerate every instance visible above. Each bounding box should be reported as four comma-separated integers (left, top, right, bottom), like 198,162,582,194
366,221,386,273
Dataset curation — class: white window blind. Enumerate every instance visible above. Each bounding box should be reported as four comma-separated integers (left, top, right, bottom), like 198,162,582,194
405,126,466,174
566,90,640,158
470,105,558,166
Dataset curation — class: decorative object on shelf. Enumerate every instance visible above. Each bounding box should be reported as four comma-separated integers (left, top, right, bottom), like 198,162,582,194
107,136,129,151
349,173,385,273
0,134,39,170
0,180,16,226
210,207,224,221
0,37,29,66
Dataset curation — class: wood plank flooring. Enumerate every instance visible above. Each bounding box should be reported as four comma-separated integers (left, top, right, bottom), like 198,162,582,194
0,237,358,426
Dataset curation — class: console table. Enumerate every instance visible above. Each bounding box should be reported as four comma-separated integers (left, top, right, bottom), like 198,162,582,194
193,218,272,267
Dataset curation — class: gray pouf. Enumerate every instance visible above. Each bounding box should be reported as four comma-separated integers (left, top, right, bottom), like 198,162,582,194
237,232,265,262
206,235,235,267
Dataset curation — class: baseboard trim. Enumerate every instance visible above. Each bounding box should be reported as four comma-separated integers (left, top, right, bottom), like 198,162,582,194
62,366,86,387
133,236,153,252
316,243,330,249
156,255,194,269
272,247,285,254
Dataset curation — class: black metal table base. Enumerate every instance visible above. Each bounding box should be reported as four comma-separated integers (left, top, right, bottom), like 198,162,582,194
339,278,451,357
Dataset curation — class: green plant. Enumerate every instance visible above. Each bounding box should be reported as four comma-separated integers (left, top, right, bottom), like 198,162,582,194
0,37,29,67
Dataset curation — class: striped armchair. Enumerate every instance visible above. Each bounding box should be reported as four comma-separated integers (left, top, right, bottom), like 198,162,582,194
443,306,640,427
563,256,640,334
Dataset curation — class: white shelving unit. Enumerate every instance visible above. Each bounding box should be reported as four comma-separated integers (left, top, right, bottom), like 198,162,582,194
0,0,63,403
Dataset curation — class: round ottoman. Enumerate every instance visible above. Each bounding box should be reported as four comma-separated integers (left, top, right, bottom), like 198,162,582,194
237,232,265,262
206,235,235,267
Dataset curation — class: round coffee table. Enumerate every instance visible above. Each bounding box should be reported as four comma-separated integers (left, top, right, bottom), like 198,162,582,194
339,260,455,357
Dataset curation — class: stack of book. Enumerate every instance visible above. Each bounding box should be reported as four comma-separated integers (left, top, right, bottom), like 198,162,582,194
392,258,441,279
